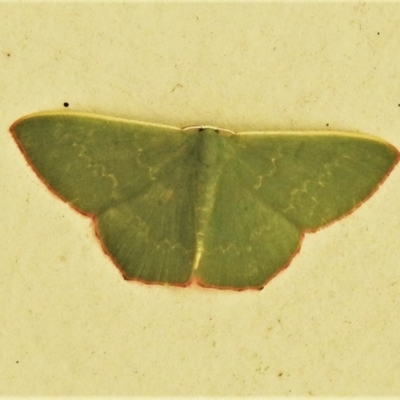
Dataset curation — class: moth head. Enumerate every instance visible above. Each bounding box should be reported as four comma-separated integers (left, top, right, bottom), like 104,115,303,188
182,125,235,137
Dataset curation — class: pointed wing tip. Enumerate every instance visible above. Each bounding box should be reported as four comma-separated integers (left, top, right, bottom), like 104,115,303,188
10,110,66,130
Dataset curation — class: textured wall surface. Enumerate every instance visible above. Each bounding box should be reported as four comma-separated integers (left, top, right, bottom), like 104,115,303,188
1,2,400,395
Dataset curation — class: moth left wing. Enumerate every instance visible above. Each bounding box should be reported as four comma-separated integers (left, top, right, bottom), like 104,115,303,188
229,131,399,230
195,130,399,289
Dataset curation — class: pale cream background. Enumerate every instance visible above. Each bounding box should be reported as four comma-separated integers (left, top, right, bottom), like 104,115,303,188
1,2,400,396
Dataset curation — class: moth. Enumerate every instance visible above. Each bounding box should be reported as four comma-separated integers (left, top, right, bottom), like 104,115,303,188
11,111,399,290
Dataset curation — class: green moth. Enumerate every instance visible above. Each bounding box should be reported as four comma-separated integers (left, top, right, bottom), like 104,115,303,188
10,112,399,290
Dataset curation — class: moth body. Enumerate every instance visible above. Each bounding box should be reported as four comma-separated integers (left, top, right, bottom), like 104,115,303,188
193,128,231,269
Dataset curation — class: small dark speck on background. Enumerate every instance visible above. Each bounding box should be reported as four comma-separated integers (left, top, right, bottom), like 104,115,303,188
326,123,329,127
170,83,183,93
377,32,380,35
63,102,69,107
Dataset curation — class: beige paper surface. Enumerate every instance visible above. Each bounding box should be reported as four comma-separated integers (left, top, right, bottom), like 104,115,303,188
1,2,399,395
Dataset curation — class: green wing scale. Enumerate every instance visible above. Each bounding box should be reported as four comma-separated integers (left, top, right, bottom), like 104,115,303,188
11,112,399,290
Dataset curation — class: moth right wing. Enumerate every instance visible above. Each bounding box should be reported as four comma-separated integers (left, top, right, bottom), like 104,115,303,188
11,112,198,285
